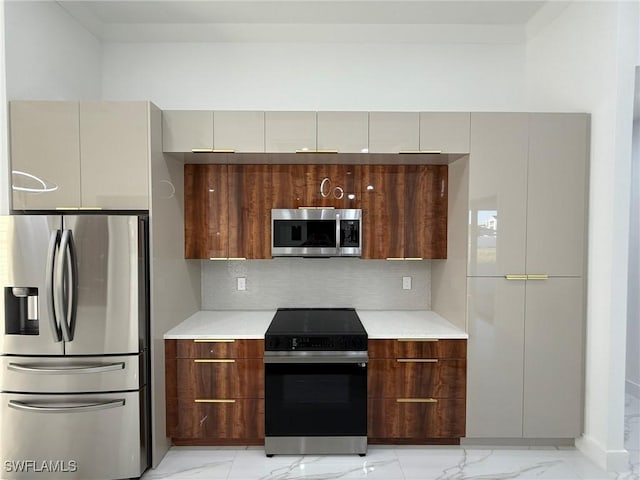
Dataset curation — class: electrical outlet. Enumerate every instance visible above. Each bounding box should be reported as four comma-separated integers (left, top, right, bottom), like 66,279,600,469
402,276,412,290
237,277,246,291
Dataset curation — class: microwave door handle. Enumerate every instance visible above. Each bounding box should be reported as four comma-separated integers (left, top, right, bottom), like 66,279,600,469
45,230,63,342
336,213,341,255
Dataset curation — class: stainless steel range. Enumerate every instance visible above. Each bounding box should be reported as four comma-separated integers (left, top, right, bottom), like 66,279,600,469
264,308,368,456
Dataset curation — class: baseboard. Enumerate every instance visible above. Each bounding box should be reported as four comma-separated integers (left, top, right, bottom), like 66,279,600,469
576,434,630,472
626,379,640,399
461,437,574,447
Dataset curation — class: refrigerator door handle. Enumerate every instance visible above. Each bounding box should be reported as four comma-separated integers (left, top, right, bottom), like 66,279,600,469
55,229,78,342
8,362,126,375
45,229,63,342
8,399,125,413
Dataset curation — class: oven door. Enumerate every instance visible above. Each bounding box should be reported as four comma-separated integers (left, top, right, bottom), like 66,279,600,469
264,359,367,437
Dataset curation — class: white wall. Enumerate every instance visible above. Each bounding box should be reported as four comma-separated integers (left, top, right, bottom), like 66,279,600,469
3,1,102,101
101,42,526,111
526,1,639,471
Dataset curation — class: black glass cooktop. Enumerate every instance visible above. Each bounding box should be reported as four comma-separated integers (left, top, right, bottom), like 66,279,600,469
265,308,367,351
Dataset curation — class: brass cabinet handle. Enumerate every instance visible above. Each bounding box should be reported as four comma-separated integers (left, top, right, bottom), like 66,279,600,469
191,148,214,153
208,258,247,261
505,274,528,280
397,359,438,363
396,398,438,403
193,359,235,363
211,149,235,153
386,257,405,261
505,274,549,280
193,339,235,343
194,399,236,403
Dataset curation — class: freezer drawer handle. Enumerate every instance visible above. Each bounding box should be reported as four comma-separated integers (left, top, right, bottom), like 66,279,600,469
8,362,126,375
8,399,125,413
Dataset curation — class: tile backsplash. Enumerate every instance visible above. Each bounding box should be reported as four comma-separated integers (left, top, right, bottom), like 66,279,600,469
202,258,431,310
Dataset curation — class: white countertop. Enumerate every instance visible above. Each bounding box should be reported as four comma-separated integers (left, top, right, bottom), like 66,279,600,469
163,310,467,340
357,310,468,339
163,310,275,339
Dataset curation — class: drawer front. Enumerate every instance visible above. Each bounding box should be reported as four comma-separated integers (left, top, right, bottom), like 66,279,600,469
0,355,142,393
173,398,264,440
368,339,466,359
1,390,146,479
396,339,466,359
176,358,264,399
176,339,264,359
368,340,396,359
368,398,466,439
368,359,466,399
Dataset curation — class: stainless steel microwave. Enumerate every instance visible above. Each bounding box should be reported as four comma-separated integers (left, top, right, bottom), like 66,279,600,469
271,209,362,257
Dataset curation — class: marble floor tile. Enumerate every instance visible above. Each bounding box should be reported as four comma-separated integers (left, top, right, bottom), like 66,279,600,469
142,395,640,480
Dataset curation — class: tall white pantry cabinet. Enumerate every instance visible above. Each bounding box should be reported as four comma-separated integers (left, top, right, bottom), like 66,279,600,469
466,113,589,439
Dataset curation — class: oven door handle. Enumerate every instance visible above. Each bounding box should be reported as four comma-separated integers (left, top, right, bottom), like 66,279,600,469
264,353,368,364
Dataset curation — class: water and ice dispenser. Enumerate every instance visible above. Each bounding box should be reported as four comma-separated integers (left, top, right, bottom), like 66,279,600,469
4,287,39,335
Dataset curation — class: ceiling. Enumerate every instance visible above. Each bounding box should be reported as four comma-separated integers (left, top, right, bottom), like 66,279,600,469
54,0,571,43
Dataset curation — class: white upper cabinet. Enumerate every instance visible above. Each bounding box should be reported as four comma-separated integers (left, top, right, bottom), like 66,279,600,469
162,110,213,152
368,112,419,153
265,111,316,153
525,113,588,277
79,102,150,210
420,112,470,153
316,112,369,153
214,111,264,153
9,101,151,211
10,101,82,210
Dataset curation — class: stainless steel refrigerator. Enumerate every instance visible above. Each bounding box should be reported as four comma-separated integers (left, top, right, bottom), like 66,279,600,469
0,214,150,480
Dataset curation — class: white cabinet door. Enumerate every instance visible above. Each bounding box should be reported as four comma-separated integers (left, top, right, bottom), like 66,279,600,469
317,111,368,153
526,114,589,277
466,277,525,438
468,113,529,277
420,112,470,153
80,102,149,209
10,101,81,210
265,111,316,152
214,111,264,153
162,110,213,152
368,112,419,153
523,277,584,437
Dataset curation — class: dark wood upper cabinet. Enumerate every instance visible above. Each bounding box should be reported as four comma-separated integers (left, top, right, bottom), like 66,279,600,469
228,165,272,259
404,165,448,259
271,164,307,208
184,164,228,259
360,165,405,259
271,164,361,209
361,164,447,260
185,163,447,260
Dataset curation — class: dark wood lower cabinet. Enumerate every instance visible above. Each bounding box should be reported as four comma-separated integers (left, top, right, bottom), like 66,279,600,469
368,339,467,445
166,339,265,445
170,399,264,444
368,399,466,443
166,338,467,446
